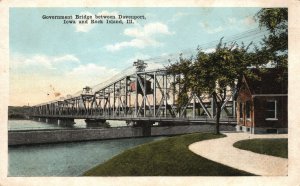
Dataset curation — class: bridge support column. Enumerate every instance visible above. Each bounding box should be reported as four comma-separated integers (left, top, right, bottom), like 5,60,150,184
133,121,154,137
46,118,58,124
38,117,47,123
58,118,75,126
32,117,38,121
85,119,109,127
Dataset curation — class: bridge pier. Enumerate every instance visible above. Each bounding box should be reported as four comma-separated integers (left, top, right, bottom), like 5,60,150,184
58,118,75,126
46,118,58,124
32,117,38,121
85,119,109,127
38,117,47,122
133,121,154,137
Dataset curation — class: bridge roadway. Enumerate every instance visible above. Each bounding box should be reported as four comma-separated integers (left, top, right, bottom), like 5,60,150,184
31,114,237,125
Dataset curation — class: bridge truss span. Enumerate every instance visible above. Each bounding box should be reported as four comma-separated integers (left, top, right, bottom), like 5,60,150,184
31,67,237,124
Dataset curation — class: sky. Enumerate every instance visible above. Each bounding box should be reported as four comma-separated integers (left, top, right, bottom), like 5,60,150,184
9,7,264,106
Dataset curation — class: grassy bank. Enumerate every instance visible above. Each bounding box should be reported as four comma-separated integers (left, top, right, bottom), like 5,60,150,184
233,138,288,158
83,133,253,176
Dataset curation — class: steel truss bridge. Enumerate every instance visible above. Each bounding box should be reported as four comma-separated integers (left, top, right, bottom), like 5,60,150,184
30,61,237,125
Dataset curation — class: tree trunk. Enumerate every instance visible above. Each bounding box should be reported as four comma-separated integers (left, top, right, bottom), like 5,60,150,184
212,92,221,135
215,105,221,134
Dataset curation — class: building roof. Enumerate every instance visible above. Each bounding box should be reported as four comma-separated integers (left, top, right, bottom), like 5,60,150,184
243,68,288,95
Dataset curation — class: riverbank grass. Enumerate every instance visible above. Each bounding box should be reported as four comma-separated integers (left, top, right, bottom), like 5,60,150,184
83,133,253,176
233,138,288,158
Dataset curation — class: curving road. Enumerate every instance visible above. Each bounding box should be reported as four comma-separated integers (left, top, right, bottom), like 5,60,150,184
189,132,288,176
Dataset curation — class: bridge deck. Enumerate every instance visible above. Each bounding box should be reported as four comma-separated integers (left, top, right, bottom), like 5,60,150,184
31,114,237,124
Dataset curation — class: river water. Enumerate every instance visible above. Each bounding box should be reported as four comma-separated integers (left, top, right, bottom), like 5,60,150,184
8,119,127,131
8,120,164,176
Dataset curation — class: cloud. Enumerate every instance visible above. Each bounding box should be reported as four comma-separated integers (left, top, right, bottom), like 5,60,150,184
105,22,173,52
66,63,119,87
53,54,80,63
74,10,119,32
106,38,160,52
199,22,224,34
242,16,255,26
124,22,172,37
66,63,118,77
11,53,80,70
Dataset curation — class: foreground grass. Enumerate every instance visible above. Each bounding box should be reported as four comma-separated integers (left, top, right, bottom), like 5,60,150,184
83,133,253,176
233,138,288,158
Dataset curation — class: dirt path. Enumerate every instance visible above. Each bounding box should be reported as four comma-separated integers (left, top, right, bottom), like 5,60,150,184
189,132,288,176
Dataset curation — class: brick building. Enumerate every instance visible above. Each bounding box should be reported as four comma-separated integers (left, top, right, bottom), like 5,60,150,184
236,69,288,134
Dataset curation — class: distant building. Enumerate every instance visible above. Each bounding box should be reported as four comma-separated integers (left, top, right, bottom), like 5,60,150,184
236,69,288,134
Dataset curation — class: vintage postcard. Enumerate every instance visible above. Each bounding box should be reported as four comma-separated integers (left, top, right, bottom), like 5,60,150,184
0,0,299,186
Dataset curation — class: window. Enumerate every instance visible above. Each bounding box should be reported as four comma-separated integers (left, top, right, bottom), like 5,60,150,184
239,103,243,120
245,101,251,120
266,100,277,120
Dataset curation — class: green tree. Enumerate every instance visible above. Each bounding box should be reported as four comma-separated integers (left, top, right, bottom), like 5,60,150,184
255,8,288,72
255,8,287,52
167,55,193,111
167,40,258,134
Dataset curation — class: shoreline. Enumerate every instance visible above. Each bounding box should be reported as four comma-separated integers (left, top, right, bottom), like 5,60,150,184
8,123,235,146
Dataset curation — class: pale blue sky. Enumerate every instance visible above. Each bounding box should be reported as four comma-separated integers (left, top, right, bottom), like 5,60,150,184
9,7,264,106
